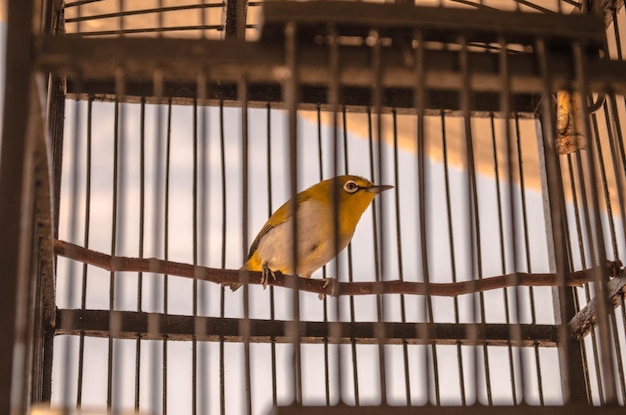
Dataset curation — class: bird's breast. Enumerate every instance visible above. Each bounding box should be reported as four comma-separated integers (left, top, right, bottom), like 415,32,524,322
252,199,355,276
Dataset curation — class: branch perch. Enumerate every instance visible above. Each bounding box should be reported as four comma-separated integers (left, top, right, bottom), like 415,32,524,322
54,240,623,298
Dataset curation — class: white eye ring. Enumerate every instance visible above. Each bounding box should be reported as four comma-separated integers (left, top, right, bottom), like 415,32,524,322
343,180,359,193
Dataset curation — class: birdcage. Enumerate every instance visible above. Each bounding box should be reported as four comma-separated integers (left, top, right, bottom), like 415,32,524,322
1,0,626,414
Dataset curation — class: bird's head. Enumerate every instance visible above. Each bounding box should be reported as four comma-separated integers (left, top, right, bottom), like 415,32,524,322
335,175,393,203
303,175,393,225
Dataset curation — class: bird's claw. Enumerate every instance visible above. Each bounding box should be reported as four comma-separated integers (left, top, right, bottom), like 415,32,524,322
261,263,278,289
318,277,338,300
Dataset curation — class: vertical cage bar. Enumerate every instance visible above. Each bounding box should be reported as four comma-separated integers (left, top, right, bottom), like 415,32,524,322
391,108,412,405
59,86,83,411
196,70,211,415
590,105,618,267
440,109,467,405
489,110,519,404
285,20,303,406
151,68,167,415
149,71,166,415
341,108,359,406
76,96,92,409
535,37,587,404
112,67,129,414
459,34,481,404
511,114,529,403
41,63,61,405
135,97,146,413
192,96,200,415
565,152,599,403
316,104,331,407
217,98,226,415
162,99,172,414
591,98,626,403
45,0,64,211
369,27,388,407
44,14,66,366
517,114,536,402
605,95,626,276
514,113,544,404
225,0,247,39
572,40,618,404
602,97,626,248
493,41,522,401
414,29,434,405
266,103,279,408
162,99,171,413
239,75,253,415
106,96,119,411
327,25,348,406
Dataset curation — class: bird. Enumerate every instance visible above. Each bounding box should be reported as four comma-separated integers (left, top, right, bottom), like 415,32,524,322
228,175,393,291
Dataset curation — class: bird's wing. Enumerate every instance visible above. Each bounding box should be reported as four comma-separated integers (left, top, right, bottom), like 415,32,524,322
246,191,316,260
246,200,293,260
247,222,276,259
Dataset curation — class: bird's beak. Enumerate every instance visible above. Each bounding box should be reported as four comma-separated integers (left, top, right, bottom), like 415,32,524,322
366,184,394,194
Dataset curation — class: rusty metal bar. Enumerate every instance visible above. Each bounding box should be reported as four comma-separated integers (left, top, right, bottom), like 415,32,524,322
261,1,605,44
325,25,346,404
267,103,279,408
225,0,247,39
0,0,39,411
494,36,521,404
55,309,561,347
440,111,467,405
67,24,223,37
535,38,588,403
219,102,229,415
199,74,212,415
391,109,412,405
564,152,604,403
273,405,626,415
413,29,437,404
163,98,173,415
285,20,303,407
239,74,252,415
573,40,618,404
368,28,388,406
35,37,626,110
75,96,89,409
65,3,225,24
192,90,200,415
459,33,482,404
135,97,146,413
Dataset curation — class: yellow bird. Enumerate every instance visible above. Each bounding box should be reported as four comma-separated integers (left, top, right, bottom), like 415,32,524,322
229,175,393,290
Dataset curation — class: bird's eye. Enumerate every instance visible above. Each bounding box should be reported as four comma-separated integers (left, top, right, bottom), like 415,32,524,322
343,181,359,193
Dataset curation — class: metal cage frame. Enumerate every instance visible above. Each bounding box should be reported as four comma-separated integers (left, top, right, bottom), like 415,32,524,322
1,0,626,414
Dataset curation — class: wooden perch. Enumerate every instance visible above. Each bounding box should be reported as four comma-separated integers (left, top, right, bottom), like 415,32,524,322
54,240,623,298
568,276,626,340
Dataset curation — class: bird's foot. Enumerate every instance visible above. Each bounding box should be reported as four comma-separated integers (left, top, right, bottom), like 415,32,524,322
318,277,338,300
226,282,242,291
261,263,278,289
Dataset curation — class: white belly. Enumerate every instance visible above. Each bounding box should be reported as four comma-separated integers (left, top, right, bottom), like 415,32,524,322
255,199,352,277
